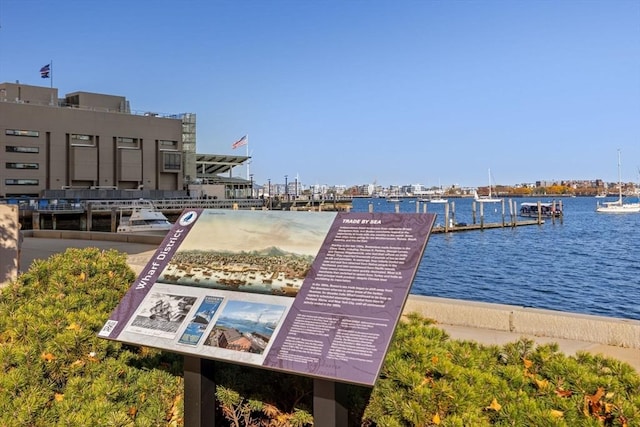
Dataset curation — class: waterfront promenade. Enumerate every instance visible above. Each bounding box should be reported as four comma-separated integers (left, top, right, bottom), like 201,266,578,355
18,230,639,372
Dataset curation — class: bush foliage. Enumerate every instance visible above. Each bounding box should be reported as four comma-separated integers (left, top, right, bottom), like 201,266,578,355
1,248,638,426
0,248,183,426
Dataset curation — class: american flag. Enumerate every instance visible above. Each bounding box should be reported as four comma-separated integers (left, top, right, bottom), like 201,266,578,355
40,64,51,78
232,135,247,149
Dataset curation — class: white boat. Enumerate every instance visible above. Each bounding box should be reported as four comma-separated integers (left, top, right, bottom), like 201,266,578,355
117,205,173,234
474,169,502,203
596,150,640,214
429,196,448,204
430,181,448,203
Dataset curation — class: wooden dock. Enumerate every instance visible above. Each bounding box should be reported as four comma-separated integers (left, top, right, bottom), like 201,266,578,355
379,198,564,233
431,219,543,234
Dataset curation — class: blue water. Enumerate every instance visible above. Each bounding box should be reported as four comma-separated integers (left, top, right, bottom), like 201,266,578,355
351,197,640,321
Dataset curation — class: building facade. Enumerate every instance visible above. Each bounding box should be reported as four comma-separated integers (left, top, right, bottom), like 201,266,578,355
0,82,187,198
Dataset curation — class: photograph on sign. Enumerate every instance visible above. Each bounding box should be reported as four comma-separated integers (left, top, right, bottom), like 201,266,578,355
127,291,197,339
202,300,287,354
177,295,224,346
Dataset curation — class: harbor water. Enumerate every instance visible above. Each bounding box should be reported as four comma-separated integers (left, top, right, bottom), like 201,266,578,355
351,197,640,321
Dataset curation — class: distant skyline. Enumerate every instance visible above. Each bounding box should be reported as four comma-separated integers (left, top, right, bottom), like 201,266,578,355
1,0,638,188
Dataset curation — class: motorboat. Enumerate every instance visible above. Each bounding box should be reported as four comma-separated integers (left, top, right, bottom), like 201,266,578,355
117,206,173,234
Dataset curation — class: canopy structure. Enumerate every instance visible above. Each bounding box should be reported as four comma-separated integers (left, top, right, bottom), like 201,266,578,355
192,154,255,199
194,154,250,182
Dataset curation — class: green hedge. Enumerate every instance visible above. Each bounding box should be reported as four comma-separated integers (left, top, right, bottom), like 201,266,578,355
1,248,638,426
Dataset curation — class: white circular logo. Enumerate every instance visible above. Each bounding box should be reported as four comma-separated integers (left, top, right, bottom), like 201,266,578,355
179,211,198,226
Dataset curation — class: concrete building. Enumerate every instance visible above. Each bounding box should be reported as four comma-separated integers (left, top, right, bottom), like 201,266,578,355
0,81,192,198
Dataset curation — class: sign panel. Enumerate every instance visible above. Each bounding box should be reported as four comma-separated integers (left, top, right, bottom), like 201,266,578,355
100,209,435,386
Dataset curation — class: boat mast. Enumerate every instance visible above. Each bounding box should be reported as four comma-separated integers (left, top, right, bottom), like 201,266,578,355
617,149,622,204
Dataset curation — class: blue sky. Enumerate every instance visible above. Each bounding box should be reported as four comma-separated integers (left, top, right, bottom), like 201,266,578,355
1,0,639,188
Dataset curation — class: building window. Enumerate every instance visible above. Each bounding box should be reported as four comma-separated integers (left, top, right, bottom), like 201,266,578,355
6,146,39,153
70,134,95,147
159,140,178,150
117,136,139,149
163,152,182,171
6,162,39,169
5,129,39,137
5,179,39,185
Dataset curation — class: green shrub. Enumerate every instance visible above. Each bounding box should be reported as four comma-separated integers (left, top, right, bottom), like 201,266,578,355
2,249,639,426
0,248,183,426
362,312,640,426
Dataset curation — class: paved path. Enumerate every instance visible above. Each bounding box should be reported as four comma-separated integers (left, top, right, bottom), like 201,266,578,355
20,237,158,275
19,236,639,372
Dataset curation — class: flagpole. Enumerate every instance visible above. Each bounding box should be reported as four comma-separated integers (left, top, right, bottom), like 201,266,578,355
50,60,53,89
245,134,250,179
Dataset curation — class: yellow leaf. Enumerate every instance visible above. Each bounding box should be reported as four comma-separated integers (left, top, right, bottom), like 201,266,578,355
486,398,502,411
66,323,81,331
54,393,64,402
432,413,441,424
41,352,56,362
79,271,86,281
535,378,549,390
431,356,439,364
523,358,533,369
108,271,115,278
550,409,564,418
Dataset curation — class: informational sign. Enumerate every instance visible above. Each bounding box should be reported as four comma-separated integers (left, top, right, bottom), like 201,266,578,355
100,209,435,386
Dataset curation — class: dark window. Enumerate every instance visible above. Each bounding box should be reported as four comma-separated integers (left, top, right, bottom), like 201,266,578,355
117,136,139,149
5,179,39,185
6,146,39,153
163,152,181,171
70,134,95,146
6,162,39,169
5,129,39,137
159,140,178,150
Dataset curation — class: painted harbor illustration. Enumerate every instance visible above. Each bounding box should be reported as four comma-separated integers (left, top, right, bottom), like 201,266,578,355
156,210,338,297
159,247,314,296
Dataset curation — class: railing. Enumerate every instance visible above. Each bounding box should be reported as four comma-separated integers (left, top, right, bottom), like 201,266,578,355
4,196,355,214
85,198,266,213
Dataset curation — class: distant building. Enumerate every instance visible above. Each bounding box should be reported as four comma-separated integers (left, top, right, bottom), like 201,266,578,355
0,82,251,200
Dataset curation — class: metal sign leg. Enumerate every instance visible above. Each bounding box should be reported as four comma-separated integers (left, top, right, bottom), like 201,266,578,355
184,356,216,427
313,379,348,427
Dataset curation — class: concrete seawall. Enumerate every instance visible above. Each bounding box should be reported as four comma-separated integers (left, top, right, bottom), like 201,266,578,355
403,295,640,349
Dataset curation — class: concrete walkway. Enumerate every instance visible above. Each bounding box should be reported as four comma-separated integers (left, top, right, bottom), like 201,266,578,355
18,233,639,372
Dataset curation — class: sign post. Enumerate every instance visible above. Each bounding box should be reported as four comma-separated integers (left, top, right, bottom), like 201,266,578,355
183,356,216,427
313,379,349,427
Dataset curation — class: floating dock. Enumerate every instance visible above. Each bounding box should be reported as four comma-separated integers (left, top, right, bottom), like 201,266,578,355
376,198,563,233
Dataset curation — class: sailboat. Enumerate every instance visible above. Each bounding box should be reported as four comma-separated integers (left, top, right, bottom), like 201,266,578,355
474,169,502,203
429,180,448,203
596,150,640,213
